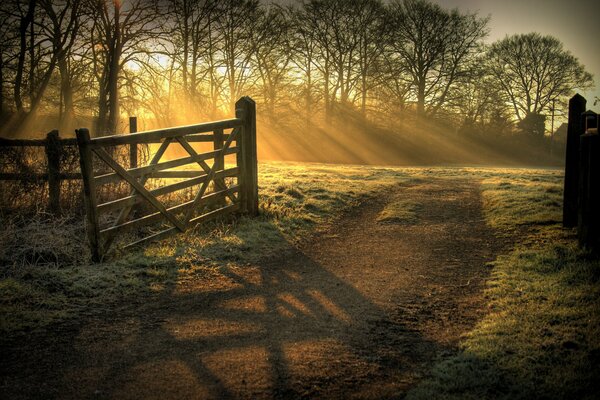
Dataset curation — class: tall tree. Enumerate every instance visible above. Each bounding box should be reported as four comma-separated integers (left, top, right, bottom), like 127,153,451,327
87,0,162,136
39,0,83,134
168,0,222,117
248,6,293,119
386,0,488,118
487,33,593,122
215,0,259,113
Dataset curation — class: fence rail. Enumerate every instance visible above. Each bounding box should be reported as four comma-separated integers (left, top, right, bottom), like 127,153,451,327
0,131,80,213
76,96,258,261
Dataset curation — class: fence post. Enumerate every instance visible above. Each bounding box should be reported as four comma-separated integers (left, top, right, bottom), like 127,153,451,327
578,133,600,251
563,94,586,227
129,116,138,169
45,130,61,215
76,128,102,262
213,128,225,206
235,97,258,215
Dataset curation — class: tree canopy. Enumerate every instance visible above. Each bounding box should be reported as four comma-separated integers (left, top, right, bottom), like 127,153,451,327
487,33,593,122
0,0,594,139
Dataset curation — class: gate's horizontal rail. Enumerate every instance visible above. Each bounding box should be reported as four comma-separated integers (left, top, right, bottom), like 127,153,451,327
123,202,240,249
97,167,239,214
125,133,232,144
94,147,239,185
99,186,240,237
89,118,243,147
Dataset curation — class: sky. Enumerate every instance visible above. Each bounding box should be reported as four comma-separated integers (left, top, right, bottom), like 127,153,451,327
431,0,600,110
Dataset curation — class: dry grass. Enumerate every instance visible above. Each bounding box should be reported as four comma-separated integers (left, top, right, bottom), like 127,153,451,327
377,199,421,224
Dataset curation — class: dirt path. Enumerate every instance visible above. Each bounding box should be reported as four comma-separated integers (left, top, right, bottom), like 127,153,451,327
1,178,510,399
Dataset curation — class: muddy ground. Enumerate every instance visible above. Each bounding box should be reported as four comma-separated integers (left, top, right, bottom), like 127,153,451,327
1,178,511,399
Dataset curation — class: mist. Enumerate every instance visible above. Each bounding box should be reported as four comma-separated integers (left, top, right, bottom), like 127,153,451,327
0,0,593,166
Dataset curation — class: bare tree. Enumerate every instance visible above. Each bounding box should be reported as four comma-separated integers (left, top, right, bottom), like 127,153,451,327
248,6,293,119
354,0,386,116
38,0,83,133
87,0,162,136
168,0,223,117
386,0,488,118
215,0,259,114
2,0,60,133
288,5,319,125
488,33,593,122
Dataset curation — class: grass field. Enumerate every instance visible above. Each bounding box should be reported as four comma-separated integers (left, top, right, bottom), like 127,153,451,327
1,162,598,398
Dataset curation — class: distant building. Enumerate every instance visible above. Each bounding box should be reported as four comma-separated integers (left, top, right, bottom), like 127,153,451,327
552,122,568,144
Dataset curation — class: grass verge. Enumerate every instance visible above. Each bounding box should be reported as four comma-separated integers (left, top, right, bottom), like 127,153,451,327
377,199,421,224
406,168,600,400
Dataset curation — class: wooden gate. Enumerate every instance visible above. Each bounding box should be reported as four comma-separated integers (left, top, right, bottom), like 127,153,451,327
76,97,258,261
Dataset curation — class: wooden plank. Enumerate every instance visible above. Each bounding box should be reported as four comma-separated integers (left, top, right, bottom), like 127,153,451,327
92,147,186,232
187,202,240,225
174,128,240,204
119,134,231,144
122,202,240,249
101,138,174,249
0,138,47,146
101,200,195,236
129,116,138,168
175,129,241,226
148,170,217,179
0,172,81,181
0,173,48,181
89,118,243,147
213,129,225,207
94,146,239,185
45,130,61,215
97,167,239,214
76,128,102,262
236,97,259,215
100,186,239,236
0,137,77,146
563,94,587,227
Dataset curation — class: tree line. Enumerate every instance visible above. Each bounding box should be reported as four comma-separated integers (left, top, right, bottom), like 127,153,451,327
0,0,594,139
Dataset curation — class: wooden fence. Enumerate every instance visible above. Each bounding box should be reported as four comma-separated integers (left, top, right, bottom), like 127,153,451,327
0,131,80,214
563,94,599,252
76,96,258,261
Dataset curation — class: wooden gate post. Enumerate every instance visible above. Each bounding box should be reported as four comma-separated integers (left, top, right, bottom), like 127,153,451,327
76,128,102,262
235,97,258,215
45,130,61,215
578,133,600,251
129,116,138,169
563,94,587,227
213,128,225,207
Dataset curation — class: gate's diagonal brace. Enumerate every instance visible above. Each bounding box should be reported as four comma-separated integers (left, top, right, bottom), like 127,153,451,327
175,127,240,203
176,129,240,225
93,147,186,232
103,138,174,249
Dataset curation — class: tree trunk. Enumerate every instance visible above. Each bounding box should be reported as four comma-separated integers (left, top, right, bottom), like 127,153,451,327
361,70,367,116
0,48,4,120
107,4,121,135
416,79,426,117
324,63,331,123
15,0,36,113
58,56,75,134
306,61,312,127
